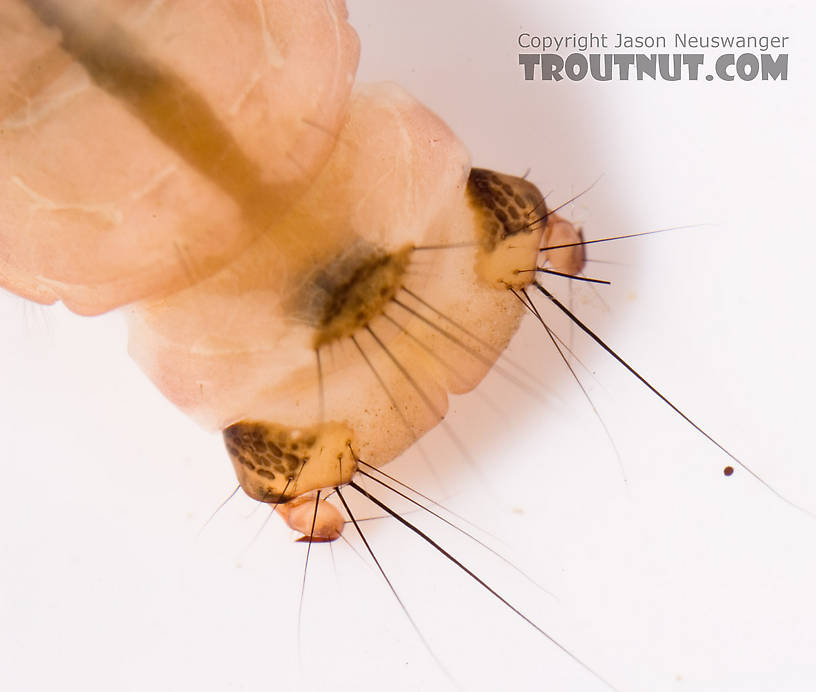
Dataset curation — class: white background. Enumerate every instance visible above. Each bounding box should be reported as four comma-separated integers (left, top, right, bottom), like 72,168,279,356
1,1,815,691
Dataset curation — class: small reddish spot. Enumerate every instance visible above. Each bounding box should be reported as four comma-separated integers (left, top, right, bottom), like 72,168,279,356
723,466,734,477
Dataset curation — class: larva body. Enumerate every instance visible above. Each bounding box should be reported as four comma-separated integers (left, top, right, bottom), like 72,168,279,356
2,1,815,691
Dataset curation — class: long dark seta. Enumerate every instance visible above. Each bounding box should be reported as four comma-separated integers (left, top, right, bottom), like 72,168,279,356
512,287,627,484
356,466,553,593
530,280,813,517
392,293,546,402
347,481,620,692
529,267,611,285
334,486,458,687
297,490,323,662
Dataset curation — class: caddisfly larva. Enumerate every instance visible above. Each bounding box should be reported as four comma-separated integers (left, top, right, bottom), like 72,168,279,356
2,1,815,691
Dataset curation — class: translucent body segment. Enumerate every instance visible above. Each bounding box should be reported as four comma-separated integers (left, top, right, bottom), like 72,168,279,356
2,3,554,510
0,0,359,314
127,83,543,476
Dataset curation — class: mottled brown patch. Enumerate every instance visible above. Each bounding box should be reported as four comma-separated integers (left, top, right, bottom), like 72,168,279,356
222,420,356,504
467,168,547,251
